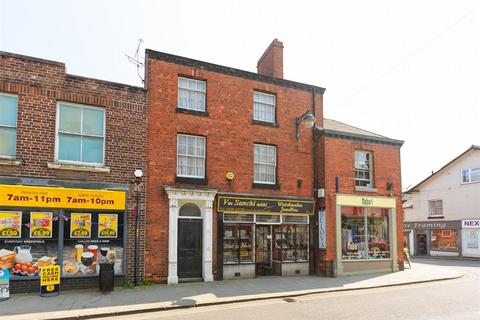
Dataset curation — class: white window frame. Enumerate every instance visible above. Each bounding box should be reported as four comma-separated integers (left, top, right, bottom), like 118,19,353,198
253,143,277,184
55,102,106,166
461,168,480,184
428,200,443,217
0,92,18,159
177,77,206,112
355,150,373,188
253,91,276,124
176,134,206,179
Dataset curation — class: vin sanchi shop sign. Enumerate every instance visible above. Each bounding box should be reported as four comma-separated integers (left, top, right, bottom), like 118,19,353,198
217,196,314,215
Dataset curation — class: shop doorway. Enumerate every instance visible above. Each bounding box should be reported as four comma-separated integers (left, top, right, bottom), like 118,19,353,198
177,218,202,279
416,232,427,255
255,225,273,275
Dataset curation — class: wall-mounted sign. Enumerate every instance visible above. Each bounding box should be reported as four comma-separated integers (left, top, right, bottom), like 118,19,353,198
0,185,126,210
462,219,480,229
318,210,326,249
98,214,118,238
70,213,91,238
30,212,53,238
336,194,396,209
225,172,235,181
217,196,314,215
40,265,60,297
0,269,9,301
403,221,461,230
0,211,22,238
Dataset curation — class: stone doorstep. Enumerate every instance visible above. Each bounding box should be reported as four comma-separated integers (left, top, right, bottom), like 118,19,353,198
1,272,463,320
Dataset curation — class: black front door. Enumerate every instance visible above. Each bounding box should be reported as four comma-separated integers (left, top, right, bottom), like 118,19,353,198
178,218,202,279
417,233,427,255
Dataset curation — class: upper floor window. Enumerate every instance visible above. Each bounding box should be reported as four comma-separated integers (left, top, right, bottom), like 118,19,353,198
178,77,206,112
355,151,373,187
253,91,276,124
428,200,443,217
254,144,276,184
462,168,480,184
177,134,205,178
56,103,105,165
0,94,18,157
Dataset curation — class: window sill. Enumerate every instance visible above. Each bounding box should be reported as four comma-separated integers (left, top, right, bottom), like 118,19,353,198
355,186,378,193
0,158,22,166
47,162,111,173
252,183,280,190
175,176,209,185
427,216,444,219
252,120,279,128
176,108,209,117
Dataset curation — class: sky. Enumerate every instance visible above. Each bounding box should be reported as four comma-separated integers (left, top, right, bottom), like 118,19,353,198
1,0,479,190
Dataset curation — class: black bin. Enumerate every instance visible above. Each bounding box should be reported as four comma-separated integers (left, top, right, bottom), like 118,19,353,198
99,262,115,292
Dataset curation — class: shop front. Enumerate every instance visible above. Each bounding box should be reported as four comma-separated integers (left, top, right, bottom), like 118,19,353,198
336,194,398,275
403,220,462,257
217,194,314,279
0,184,127,292
461,219,480,258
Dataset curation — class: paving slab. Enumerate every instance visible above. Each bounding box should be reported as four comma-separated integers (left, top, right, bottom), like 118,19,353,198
0,260,463,320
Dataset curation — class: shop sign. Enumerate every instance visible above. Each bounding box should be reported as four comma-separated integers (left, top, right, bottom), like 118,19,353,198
336,194,396,209
462,219,480,229
217,196,314,215
70,213,91,238
318,210,326,249
30,212,53,238
0,211,22,238
0,269,9,301
0,184,126,210
98,214,118,238
403,221,462,230
40,265,60,297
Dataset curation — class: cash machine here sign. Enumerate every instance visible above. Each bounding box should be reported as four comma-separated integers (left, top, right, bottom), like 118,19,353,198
0,184,126,210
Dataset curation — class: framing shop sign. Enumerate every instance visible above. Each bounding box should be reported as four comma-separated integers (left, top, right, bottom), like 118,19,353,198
40,265,60,297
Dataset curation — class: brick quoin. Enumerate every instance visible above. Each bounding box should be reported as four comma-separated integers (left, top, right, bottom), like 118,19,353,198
0,52,147,291
144,47,324,282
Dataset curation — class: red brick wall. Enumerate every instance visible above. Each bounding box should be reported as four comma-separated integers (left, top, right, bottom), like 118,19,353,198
316,135,404,273
0,52,147,284
145,55,323,281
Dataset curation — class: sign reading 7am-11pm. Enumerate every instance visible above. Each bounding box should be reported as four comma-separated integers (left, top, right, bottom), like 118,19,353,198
0,185,126,210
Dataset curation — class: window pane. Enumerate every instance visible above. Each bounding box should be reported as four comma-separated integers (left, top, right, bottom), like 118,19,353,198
0,95,18,126
431,230,458,251
253,92,275,123
82,108,104,136
341,206,367,259
59,104,81,133
471,168,480,182
462,170,470,183
0,127,16,156
178,89,188,108
82,136,104,163
367,208,390,259
58,134,81,161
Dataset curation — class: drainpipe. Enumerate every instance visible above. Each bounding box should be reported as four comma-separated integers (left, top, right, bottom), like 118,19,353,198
311,89,318,274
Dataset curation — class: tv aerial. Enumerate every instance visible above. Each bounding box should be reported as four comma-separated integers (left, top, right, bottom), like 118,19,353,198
126,38,144,83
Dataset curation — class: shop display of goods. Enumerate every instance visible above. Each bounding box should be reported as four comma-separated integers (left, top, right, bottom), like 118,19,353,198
37,256,56,268
14,245,33,264
63,261,78,274
0,249,16,270
12,262,38,276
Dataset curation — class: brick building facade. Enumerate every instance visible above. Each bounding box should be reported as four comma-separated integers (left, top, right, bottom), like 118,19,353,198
0,52,147,292
316,119,404,275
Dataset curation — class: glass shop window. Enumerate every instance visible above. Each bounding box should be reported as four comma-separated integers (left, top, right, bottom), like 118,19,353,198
431,229,458,251
223,224,254,264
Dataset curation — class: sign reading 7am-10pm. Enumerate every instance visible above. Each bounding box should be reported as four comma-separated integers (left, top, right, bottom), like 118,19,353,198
0,185,126,210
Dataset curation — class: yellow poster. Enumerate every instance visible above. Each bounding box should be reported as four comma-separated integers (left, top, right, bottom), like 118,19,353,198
70,213,91,238
0,211,22,238
40,265,60,286
98,214,118,238
30,212,53,238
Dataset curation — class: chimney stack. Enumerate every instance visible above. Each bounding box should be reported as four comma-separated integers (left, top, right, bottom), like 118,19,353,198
257,38,284,78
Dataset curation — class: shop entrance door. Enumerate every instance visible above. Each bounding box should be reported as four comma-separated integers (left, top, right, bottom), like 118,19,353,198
416,233,427,255
178,218,202,279
255,225,273,275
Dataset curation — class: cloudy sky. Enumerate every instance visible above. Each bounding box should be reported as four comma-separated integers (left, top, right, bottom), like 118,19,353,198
1,0,478,189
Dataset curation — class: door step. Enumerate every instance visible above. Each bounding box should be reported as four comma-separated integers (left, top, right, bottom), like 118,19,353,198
178,277,204,283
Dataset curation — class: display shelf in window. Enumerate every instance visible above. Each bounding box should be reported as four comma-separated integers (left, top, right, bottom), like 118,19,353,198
273,224,309,262
223,224,253,264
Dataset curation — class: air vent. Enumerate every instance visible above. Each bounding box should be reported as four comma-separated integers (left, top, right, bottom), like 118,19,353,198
295,269,301,274
234,272,241,277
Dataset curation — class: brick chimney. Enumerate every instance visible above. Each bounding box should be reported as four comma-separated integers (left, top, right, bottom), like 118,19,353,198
257,38,284,78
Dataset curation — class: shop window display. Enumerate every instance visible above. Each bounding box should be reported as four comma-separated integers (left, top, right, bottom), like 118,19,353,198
0,210,59,278
273,225,308,262
341,206,390,259
431,229,458,251
223,224,254,264
62,211,124,276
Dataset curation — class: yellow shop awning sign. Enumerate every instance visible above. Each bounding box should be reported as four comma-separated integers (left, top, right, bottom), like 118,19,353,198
0,185,126,210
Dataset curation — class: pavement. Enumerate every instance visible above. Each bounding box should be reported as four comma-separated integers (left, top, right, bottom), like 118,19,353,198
0,260,463,320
